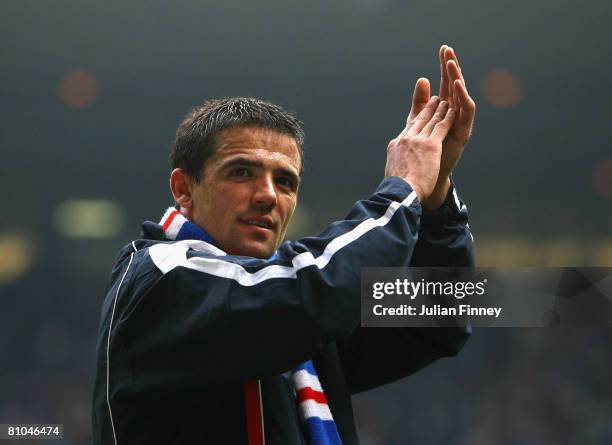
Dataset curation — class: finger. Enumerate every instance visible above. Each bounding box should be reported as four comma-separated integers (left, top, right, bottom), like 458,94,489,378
406,77,431,124
453,79,476,128
446,60,462,109
438,45,450,99
430,105,457,142
421,100,449,136
410,95,440,133
447,60,462,82
445,47,465,85
443,48,458,109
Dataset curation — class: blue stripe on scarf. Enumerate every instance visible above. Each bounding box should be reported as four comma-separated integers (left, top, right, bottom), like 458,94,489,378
176,221,217,245
302,417,343,445
295,360,317,376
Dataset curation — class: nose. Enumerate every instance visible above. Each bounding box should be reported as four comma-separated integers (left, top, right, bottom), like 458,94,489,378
251,174,277,211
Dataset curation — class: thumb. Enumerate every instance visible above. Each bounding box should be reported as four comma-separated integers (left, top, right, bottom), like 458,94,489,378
406,78,431,125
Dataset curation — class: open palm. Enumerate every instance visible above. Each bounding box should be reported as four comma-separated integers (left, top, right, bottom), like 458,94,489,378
405,45,476,181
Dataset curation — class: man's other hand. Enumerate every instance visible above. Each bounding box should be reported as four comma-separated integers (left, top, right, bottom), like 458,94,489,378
385,96,456,203
400,45,476,208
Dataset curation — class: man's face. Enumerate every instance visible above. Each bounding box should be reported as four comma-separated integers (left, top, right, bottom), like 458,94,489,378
189,126,301,258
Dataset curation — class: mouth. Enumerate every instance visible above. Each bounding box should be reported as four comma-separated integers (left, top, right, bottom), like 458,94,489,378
241,217,275,231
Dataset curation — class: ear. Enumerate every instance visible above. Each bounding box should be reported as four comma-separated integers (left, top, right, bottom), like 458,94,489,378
170,168,193,210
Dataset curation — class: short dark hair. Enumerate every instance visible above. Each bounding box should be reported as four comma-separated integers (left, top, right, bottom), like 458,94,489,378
171,97,305,182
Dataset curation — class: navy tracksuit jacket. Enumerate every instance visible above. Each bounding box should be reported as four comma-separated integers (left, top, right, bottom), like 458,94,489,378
92,177,474,444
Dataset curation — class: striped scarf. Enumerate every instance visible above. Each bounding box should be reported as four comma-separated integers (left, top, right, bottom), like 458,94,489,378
159,208,343,445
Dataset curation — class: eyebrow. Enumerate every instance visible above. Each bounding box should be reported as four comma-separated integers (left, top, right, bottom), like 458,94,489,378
221,157,300,184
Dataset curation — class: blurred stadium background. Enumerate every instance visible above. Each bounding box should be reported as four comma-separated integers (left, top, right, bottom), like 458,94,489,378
1,0,611,443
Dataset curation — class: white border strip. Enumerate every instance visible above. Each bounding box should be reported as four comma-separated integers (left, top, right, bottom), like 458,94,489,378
148,191,417,286
106,253,134,445
452,188,466,211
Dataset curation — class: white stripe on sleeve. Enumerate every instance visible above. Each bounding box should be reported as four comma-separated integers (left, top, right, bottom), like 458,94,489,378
148,191,417,286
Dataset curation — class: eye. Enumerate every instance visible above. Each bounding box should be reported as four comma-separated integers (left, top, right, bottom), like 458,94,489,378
231,167,251,177
276,176,295,189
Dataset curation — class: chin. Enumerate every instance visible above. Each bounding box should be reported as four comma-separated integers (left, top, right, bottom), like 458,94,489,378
230,242,276,259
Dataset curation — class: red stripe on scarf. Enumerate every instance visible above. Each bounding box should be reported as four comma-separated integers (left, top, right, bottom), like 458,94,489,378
162,210,180,231
296,387,328,405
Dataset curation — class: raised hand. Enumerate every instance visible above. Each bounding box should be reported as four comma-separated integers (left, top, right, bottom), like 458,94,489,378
385,96,456,203
400,46,476,208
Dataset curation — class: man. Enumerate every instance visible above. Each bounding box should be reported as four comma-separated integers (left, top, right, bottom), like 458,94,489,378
93,45,475,444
